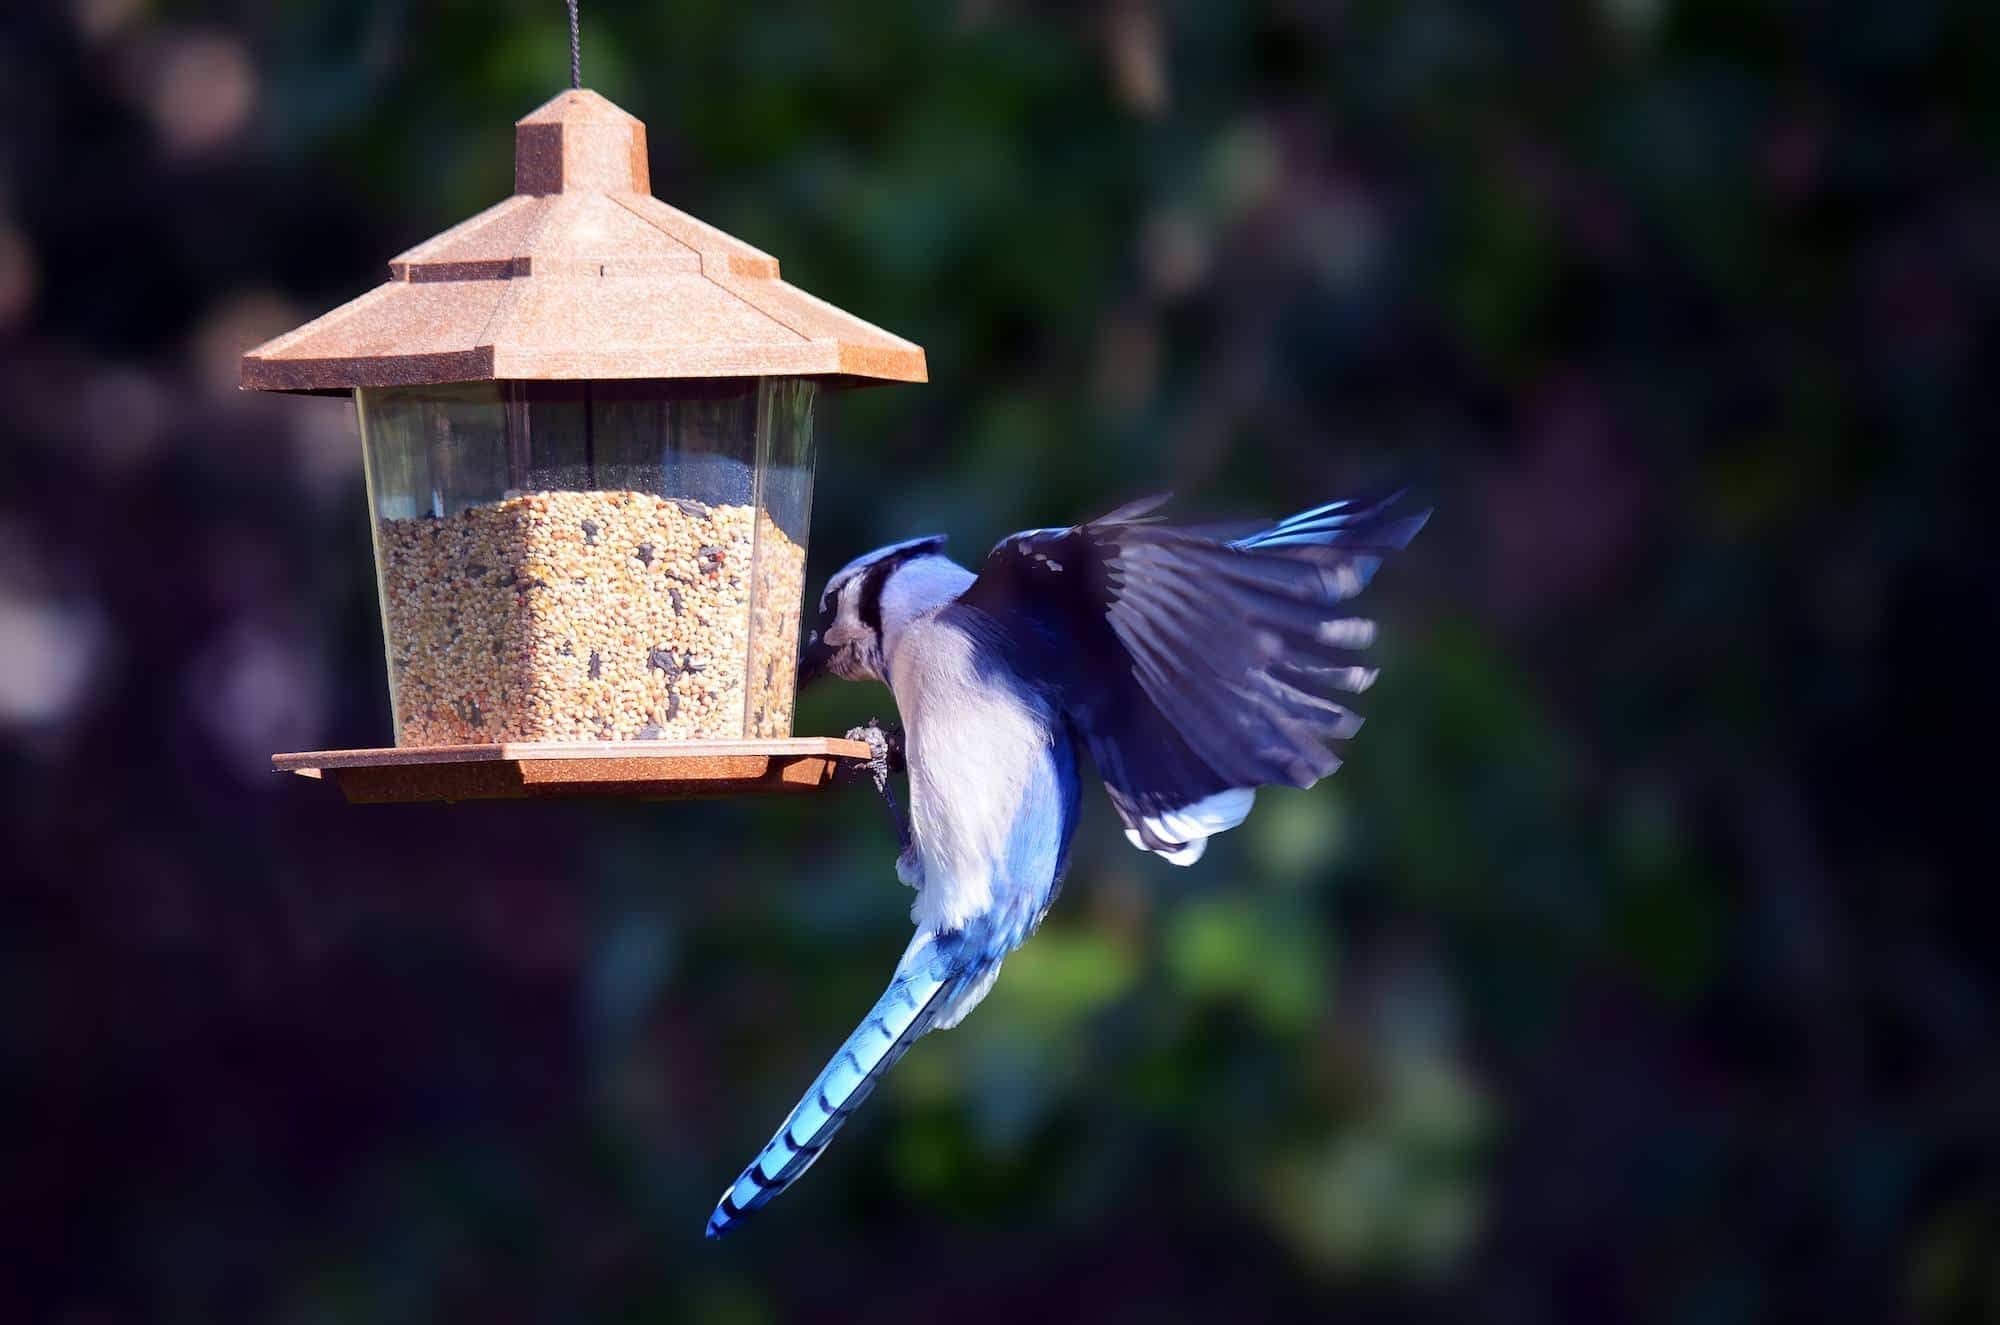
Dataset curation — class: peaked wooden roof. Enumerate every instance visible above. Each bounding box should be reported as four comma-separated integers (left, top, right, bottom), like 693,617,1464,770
241,90,926,393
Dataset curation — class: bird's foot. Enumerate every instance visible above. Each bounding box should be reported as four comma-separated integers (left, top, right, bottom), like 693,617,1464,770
843,718,912,852
845,717,905,779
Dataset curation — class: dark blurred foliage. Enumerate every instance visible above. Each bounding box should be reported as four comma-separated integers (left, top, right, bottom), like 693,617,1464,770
3,0,1998,1320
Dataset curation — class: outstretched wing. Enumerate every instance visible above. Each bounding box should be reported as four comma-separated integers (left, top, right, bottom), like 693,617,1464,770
949,490,1428,864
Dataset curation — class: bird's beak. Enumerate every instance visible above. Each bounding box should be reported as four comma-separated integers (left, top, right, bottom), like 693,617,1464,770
797,630,833,687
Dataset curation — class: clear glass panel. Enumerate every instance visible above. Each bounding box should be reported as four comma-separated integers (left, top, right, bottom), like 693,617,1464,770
745,378,818,737
356,378,815,747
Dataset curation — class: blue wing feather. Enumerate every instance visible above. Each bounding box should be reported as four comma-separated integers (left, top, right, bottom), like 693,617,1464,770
958,488,1427,861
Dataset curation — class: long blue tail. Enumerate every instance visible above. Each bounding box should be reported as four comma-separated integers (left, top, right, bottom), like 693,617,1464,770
705,937,962,1238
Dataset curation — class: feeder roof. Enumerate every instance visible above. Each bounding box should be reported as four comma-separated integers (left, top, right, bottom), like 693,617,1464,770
241,90,926,394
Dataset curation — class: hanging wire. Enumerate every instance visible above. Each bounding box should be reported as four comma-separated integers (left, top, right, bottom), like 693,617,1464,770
567,0,582,88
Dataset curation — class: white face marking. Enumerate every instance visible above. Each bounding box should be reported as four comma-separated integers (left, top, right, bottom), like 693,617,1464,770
821,536,949,609
809,545,972,685
819,576,881,681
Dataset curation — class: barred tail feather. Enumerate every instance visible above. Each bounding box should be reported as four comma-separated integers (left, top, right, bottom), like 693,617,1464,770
705,946,958,1239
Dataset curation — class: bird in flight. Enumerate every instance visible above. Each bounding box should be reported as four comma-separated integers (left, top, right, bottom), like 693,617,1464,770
706,489,1429,1237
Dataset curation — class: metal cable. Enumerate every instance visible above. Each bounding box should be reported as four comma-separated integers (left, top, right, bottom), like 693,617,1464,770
567,0,581,88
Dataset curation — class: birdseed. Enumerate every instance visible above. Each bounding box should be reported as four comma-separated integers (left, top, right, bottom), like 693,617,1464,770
376,490,805,745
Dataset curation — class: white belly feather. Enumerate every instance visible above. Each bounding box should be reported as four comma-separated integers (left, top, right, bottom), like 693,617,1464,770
888,616,1053,935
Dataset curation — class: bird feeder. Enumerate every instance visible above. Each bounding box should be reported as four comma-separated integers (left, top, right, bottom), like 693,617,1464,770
247,89,923,801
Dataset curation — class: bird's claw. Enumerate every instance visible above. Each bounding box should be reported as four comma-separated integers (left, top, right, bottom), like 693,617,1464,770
843,718,912,854
844,717,905,780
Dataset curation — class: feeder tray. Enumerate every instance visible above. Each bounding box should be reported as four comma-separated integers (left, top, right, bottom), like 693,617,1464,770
246,88,925,800
273,737,875,804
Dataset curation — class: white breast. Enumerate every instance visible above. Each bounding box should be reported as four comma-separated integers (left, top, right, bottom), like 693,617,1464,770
888,615,1054,934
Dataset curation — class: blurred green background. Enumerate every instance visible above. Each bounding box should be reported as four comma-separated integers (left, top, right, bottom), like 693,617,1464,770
3,1,1996,1321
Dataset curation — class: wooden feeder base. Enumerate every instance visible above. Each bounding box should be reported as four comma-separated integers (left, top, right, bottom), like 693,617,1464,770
272,737,874,804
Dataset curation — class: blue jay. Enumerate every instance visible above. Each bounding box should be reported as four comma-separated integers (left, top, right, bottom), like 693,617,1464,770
704,489,1428,1237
